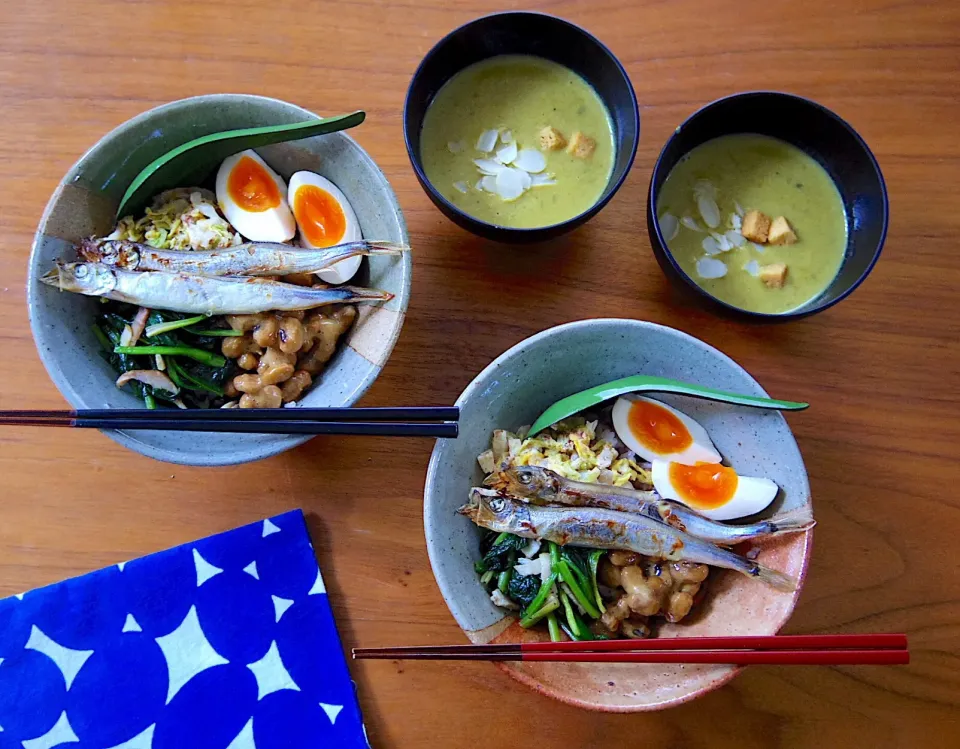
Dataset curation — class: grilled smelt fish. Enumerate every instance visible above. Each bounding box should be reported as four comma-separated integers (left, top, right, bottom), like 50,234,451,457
80,238,407,278
459,491,797,592
41,262,392,315
489,466,815,545
487,465,659,513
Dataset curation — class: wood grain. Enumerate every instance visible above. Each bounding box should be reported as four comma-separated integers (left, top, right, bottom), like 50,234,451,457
1,0,959,745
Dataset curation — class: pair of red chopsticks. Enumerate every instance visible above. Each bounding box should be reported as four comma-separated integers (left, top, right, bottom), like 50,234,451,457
353,634,909,666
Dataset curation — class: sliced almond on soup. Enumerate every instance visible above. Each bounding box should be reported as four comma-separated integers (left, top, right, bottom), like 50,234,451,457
480,175,499,193
513,148,547,173
701,235,723,256
659,212,679,241
495,141,518,165
517,169,533,190
494,167,528,201
711,232,733,252
681,216,704,232
725,229,747,247
743,259,761,277
697,195,721,228
696,257,728,279
476,129,500,153
694,179,717,199
693,180,721,228
453,181,469,194
530,172,557,187
474,158,506,176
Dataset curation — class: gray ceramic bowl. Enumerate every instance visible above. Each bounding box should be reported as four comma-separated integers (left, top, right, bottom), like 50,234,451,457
424,319,812,711
28,94,411,465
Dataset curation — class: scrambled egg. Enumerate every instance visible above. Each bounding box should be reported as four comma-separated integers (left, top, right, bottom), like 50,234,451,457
108,188,241,251
478,417,651,488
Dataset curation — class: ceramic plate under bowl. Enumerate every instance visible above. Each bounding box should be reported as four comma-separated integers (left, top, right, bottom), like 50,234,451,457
28,94,411,466
423,319,812,711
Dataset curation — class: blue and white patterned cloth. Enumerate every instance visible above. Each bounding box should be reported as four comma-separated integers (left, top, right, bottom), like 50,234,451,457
0,510,368,749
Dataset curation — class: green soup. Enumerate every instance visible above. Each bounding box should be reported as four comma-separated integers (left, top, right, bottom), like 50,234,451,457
657,134,848,314
420,55,615,229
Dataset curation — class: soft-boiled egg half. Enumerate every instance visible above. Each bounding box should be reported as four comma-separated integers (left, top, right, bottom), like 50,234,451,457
612,395,722,465
651,460,779,520
216,150,296,242
287,171,362,284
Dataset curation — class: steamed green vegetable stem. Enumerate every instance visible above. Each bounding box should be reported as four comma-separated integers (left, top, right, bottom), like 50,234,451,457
145,315,209,337
185,328,244,337
546,612,563,642
114,345,226,368
96,305,238,408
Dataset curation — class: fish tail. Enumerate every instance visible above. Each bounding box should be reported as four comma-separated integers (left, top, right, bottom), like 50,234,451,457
766,504,816,535
340,286,394,302
748,561,797,592
365,241,409,255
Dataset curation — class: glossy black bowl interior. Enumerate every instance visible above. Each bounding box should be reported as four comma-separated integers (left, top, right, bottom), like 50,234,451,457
648,92,888,320
404,12,640,243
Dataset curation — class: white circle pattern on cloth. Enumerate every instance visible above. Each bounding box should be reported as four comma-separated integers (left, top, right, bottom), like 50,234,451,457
0,511,368,749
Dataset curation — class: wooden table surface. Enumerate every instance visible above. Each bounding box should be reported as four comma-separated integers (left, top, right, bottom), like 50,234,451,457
1,0,958,745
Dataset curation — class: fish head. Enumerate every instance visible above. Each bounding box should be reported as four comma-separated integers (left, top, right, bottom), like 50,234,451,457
485,465,560,501
40,262,118,295
458,489,517,532
79,238,139,270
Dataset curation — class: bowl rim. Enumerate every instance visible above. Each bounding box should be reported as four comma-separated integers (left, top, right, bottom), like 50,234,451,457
27,93,411,466
423,317,812,711
647,90,889,320
402,10,640,236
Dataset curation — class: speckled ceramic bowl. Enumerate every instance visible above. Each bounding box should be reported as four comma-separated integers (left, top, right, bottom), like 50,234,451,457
28,94,411,465
424,319,812,711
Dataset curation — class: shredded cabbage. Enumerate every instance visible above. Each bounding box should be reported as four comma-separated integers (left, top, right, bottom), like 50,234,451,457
482,416,652,488
107,188,241,251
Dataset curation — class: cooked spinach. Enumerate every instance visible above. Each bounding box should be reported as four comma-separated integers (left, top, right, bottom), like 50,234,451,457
506,573,541,610
477,533,527,573
95,303,237,409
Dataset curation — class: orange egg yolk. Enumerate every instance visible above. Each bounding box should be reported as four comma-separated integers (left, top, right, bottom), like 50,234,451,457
226,156,282,212
668,462,739,508
627,399,693,454
292,185,347,247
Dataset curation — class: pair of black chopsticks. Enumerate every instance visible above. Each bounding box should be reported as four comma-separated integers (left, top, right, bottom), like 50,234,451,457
0,407,458,437
354,634,910,666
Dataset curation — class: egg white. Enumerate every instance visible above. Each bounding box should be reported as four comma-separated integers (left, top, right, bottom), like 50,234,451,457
287,171,362,284
215,149,296,242
651,460,779,521
611,395,722,465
